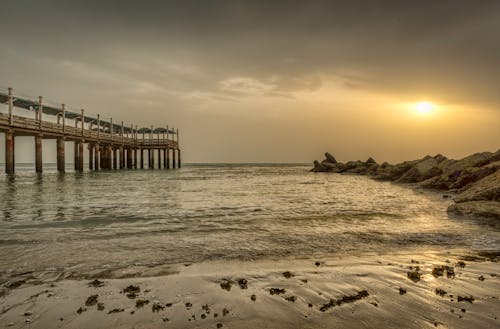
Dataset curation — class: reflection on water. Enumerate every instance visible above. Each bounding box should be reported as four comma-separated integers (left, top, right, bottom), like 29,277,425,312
0,164,499,277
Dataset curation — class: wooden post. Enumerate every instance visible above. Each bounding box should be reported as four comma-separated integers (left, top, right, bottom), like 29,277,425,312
127,148,133,169
140,148,144,169
35,134,43,173
148,149,152,169
166,147,170,169
177,148,181,168
8,88,13,125
94,144,100,170
38,96,43,129
5,131,15,174
57,138,65,172
74,141,79,171
163,148,167,169
89,144,94,170
172,147,176,169
78,141,84,171
158,148,162,169
113,147,118,169
62,104,66,134
119,146,125,169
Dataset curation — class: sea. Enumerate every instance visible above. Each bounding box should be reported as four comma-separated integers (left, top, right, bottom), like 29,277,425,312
0,164,499,279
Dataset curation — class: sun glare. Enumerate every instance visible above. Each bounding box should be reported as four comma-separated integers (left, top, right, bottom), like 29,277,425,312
414,101,435,115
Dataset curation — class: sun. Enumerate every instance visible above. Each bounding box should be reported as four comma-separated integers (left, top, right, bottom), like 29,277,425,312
414,101,435,115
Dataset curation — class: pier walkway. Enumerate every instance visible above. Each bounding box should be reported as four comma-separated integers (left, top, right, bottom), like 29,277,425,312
0,87,181,173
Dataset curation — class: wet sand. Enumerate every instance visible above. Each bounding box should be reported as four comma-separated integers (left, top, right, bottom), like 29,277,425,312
1,249,498,328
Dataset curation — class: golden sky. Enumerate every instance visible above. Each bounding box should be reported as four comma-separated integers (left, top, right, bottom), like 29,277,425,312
1,1,499,163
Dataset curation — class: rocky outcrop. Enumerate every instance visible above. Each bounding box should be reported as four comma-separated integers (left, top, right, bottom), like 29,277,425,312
311,150,500,219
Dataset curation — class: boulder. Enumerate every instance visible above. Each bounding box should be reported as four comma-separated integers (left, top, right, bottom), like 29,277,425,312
366,157,377,165
311,160,328,172
324,152,337,164
454,170,500,203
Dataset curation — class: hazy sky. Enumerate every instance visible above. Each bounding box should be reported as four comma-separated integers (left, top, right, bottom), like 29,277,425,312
1,0,499,163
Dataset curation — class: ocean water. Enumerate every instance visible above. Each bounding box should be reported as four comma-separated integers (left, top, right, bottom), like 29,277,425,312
0,164,499,278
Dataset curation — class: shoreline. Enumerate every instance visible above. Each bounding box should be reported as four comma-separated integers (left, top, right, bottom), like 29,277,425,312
1,248,498,328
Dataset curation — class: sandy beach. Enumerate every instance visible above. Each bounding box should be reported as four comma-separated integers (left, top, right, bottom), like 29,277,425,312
1,248,498,329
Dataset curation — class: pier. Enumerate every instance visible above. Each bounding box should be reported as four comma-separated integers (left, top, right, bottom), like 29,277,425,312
0,87,181,174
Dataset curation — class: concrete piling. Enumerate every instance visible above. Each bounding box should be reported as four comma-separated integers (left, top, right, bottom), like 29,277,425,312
35,134,43,173
57,138,65,172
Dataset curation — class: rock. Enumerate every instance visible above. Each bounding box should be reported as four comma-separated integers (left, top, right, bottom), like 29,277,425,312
108,308,124,314
285,296,297,302
152,303,164,312
87,279,105,288
220,280,233,291
324,152,337,164
97,303,105,311
319,290,369,312
454,170,500,202
457,296,474,303
407,270,421,282
479,275,485,281
222,307,230,316
399,288,407,295
24,312,33,316
311,160,328,172
456,261,466,268
366,157,377,165
185,302,192,308
283,271,293,278
269,288,286,295
217,323,223,328
237,278,248,289
250,294,256,301
136,299,150,308
85,294,98,306
122,285,140,294
435,288,447,296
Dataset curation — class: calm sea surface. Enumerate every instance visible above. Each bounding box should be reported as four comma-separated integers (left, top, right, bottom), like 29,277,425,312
0,164,499,278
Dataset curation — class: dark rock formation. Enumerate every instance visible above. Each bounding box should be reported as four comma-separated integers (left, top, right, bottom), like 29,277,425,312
311,150,500,219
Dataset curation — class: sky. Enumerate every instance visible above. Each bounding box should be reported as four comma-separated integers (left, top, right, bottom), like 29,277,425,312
1,0,499,163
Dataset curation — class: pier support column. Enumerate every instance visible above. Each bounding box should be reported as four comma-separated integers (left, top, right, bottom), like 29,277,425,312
89,144,94,170
119,146,125,169
100,146,106,169
127,148,133,169
35,134,43,173
140,149,144,169
177,149,181,168
150,149,155,169
78,141,84,171
74,142,79,171
113,148,118,169
166,148,170,169
94,144,100,170
57,138,65,172
5,131,15,174
172,148,176,169
158,149,162,169
133,148,137,169
163,149,167,169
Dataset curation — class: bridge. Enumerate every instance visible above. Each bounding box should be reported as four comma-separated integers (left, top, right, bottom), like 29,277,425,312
0,87,181,174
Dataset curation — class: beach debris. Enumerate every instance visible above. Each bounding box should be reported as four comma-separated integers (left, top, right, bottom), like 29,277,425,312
88,279,105,288
185,302,192,309
251,294,256,301
97,302,105,311
122,285,140,294
319,290,369,312
478,275,485,281
135,299,150,308
220,279,233,291
399,288,407,295
285,296,297,302
222,307,230,316
283,271,294,278
370,302,378,307
108,308,124,314
432,265,455,277
457,296,474,303
238,278,248,289
269,288,286,295
76,307,86,314
456,261,466,268
152,303,165,312
85,294,99,306
217,323,223,328
407,270,421,282
435,288,447,296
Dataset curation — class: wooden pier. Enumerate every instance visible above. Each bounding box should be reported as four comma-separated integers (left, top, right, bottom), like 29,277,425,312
0,88,181,174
